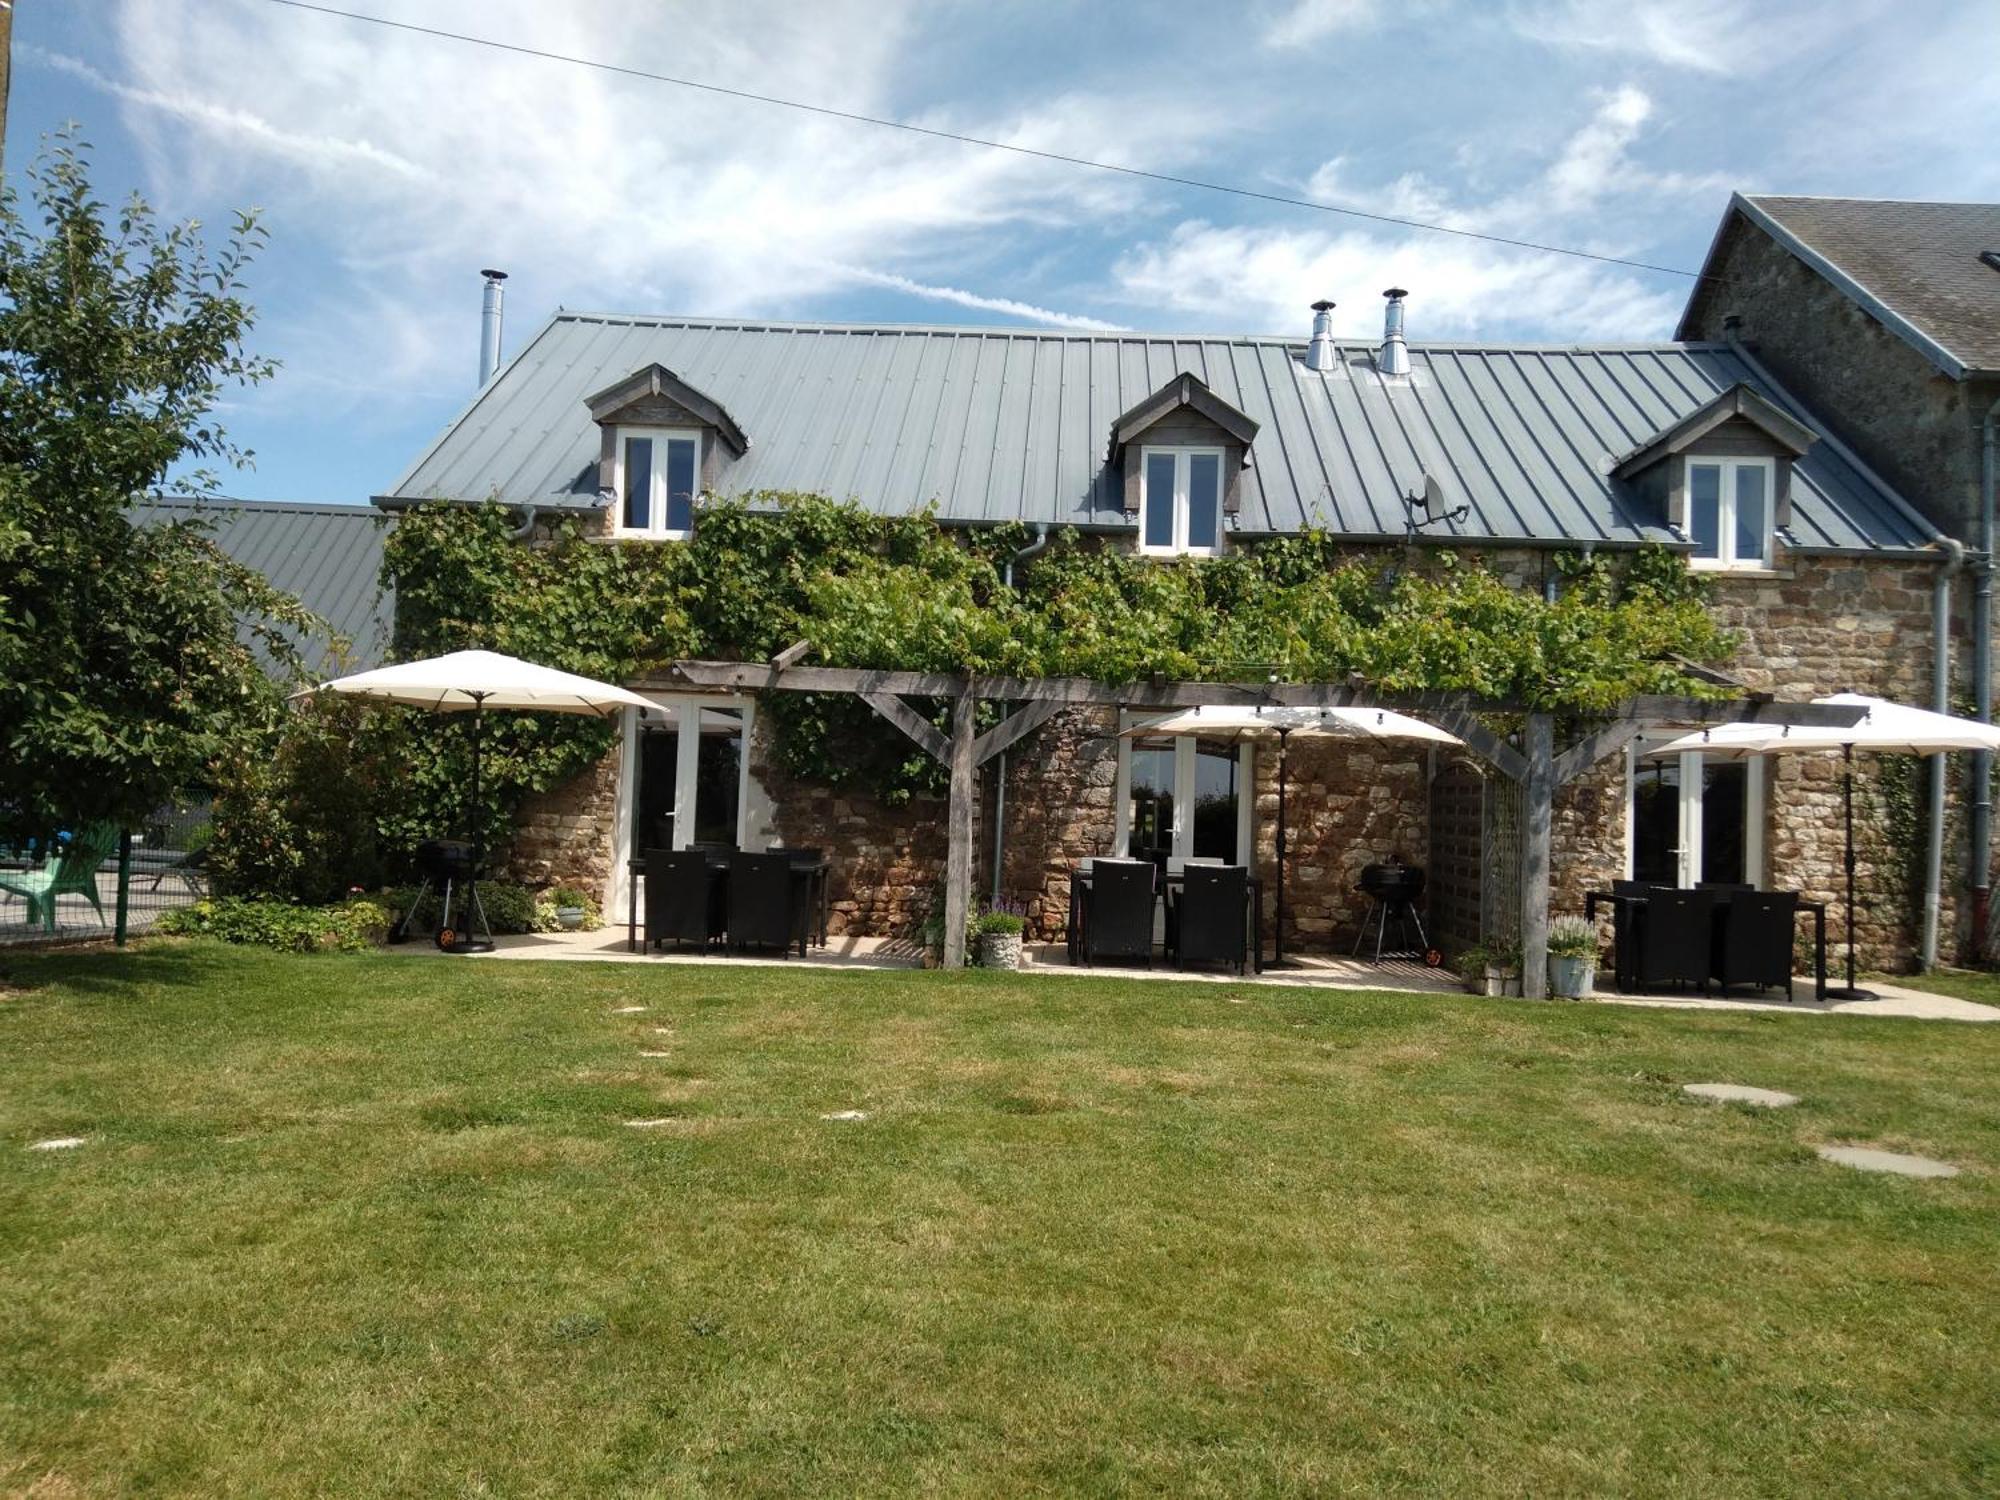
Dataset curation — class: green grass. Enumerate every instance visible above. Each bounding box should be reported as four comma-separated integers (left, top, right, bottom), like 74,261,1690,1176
3,942,1998,1498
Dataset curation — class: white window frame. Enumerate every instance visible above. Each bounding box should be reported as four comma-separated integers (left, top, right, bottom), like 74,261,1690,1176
611,425,703,541
1624,744,1765,888
1112,713,1255,865
1137,445,1226,558
1685,455,1775,571
608,695,757,915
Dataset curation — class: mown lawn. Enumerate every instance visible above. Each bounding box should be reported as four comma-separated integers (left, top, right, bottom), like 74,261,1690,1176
3,943,1998,1498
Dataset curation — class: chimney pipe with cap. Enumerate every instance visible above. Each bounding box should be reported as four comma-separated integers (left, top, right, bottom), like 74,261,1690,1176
478,269,508,387
1378,287,1409,377
1305,299,1337,372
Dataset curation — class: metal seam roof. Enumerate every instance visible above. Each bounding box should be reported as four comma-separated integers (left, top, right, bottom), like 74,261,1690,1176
381,313,1937,554
132,498,392,672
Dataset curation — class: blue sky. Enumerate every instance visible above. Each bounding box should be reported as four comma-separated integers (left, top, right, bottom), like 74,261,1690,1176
10,0,2000,506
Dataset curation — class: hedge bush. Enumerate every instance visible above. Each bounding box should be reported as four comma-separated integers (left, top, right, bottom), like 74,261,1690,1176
157,897,390,954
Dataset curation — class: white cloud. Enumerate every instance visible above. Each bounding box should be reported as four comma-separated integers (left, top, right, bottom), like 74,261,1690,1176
1504,0,1828,76
827,266,1127,331
1262,0,1379,49
90,0,1208,407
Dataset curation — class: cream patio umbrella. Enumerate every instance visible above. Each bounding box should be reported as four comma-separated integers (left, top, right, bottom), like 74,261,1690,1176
1647,693,2000,996
296,650,657,951
1121,705,1464,966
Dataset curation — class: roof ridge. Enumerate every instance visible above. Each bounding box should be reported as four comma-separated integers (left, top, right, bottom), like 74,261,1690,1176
548,310,1723,353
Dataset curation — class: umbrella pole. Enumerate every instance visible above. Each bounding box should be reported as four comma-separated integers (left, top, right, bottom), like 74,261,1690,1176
456,695,495,954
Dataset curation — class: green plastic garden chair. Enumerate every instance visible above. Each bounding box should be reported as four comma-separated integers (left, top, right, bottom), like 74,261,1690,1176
0,823,121,932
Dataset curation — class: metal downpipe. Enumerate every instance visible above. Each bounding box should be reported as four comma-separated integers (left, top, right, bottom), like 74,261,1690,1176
1974,395,2000,959
1924,539,1964,969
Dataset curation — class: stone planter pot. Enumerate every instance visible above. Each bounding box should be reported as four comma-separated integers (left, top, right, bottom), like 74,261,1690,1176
556,906,585,931
977,931,1023,970
1469,966,1521,997
1548,955,1596,999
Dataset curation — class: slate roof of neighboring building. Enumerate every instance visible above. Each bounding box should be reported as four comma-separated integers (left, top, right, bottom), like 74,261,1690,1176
133,497,391,672
382,311,1941,555
1680,194,2000,379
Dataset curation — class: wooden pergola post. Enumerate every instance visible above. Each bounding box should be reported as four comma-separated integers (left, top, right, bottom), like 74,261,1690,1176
1519,713,1555,1000
942,684,978,968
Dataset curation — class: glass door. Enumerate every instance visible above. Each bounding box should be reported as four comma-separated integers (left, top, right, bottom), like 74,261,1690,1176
1629,748,1761,887
1119,725,1249,871
618,698,755,914
1126,736,1176,881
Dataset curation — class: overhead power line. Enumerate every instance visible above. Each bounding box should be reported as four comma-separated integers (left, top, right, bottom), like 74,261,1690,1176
258,0,1706,282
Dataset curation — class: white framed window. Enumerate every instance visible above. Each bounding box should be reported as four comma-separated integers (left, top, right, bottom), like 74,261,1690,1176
613,426,702,540
1685,456,1773,569
1138,446,1225,557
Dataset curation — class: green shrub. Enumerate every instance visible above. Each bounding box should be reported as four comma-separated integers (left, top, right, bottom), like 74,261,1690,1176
975,912,1025,936
157,897,389,953
533,887,602,932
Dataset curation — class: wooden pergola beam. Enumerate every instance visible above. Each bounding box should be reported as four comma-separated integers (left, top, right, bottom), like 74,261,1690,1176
943,690,977,968
860,692,949,765
973,699,1062,766
1553,720,1648,787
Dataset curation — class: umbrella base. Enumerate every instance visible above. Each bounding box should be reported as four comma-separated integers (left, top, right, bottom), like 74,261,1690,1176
1820,984,1878,1001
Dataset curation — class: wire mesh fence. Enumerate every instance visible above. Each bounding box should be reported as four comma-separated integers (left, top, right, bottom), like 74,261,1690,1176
0,799,212,947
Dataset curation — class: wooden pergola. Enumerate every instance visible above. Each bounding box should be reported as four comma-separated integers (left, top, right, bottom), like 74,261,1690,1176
645,653,1864,995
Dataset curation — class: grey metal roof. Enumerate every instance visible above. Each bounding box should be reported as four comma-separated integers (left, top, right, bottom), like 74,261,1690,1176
132,498,392,672
1680,193,2000,379
383,312,1940,555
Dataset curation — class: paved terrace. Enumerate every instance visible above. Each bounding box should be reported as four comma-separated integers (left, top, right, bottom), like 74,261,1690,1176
392,928,2000,1023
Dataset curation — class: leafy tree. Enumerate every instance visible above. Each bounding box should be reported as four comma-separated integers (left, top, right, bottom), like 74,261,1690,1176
0,134,315,835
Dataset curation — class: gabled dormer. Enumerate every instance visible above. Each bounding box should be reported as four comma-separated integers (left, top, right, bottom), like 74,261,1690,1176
1612,383,1816,570
1109,374,1259,557
585,364,748,540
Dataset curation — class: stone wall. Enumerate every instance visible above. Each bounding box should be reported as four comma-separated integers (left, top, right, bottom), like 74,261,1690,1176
1681,213,1998,545
490,546,1970,971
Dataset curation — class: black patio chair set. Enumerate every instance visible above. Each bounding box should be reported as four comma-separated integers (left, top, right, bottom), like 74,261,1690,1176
630,845,829,959
1066,859,1261,974
1584,881,1830,1000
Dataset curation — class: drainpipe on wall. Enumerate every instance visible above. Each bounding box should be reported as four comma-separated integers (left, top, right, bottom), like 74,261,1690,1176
994,524,1051,903
1974,394,2000,960
1924,538,1965,970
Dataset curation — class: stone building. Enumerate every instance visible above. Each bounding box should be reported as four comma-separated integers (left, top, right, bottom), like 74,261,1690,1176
1678,196,2000,960
377,286,1970,970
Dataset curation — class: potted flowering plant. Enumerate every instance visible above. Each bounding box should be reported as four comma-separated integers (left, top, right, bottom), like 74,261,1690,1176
975,911,1026,970
1546,915,1600,999
549,885,592,931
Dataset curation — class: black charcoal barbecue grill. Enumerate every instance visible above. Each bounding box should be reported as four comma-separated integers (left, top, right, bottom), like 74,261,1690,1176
1353,859,1441,966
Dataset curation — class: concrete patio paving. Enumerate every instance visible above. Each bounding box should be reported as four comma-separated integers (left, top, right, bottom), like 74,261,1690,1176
386,927,2000,1021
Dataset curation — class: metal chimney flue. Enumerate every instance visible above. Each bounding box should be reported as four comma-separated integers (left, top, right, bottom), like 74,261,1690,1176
478,269,508,387
1378,287,1409,377
1305,299,1337,372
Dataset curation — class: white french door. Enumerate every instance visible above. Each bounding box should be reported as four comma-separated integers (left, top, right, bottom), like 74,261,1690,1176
1627,746,1764,887
609,696,755,913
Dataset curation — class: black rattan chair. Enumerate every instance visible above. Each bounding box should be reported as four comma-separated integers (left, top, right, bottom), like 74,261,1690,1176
645,849,720,953
1632,886,1715,993
728,851,799,956
1171,864,1248,974
1083,859,1155,967
1714,890,1798,1000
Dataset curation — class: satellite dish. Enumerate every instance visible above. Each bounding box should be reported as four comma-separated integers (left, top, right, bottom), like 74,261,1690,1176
1405,473,1445,513
1401,472,1468,537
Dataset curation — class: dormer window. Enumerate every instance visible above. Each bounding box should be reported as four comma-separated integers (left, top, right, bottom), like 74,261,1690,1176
615,427,701,540
1139,447,1225,557
1687,457,1772,569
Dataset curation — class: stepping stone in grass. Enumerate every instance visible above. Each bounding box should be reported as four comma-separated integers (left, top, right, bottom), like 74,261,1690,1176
1683,1083,1799,1108
1816,1145,1959,1178
611,1005,647,1014
28,1137,86,1151
820,1110,869,1122
638,1051,671,1059
624,1118,678,1129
